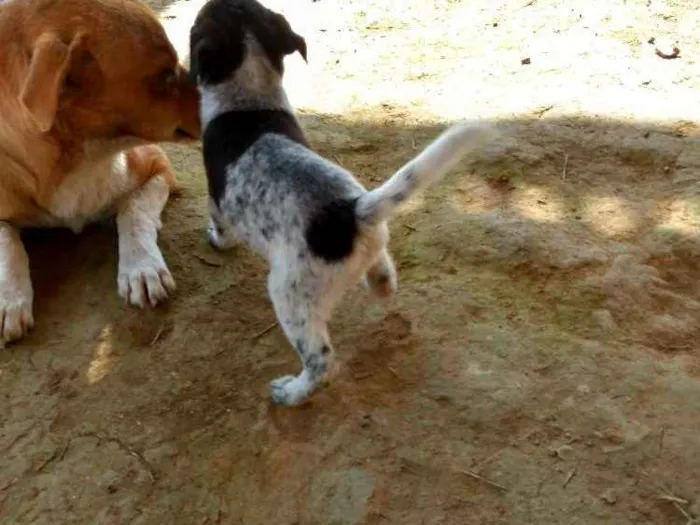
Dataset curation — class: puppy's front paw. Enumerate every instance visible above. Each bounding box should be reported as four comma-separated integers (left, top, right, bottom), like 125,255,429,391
118,252,175,308
270,375,310,407
207,218,238,251
0,289,34,347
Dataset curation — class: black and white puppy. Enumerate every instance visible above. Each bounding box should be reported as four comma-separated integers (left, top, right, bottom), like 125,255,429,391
190,0,498,406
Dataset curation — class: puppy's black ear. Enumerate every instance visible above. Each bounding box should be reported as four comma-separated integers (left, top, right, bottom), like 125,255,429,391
255,10,308,70
285,32,307,63
189,38,214,84
190,33,244,85
188,39,204,84
272,13,307,62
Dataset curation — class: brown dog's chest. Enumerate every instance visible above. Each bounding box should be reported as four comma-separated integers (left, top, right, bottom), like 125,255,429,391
2,149,135,231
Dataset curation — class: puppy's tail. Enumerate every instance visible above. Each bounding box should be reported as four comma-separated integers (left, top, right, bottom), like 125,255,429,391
306,122,499,262
355,122,499,226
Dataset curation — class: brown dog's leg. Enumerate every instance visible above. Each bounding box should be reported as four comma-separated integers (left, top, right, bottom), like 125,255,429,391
116,146,177,308
0,222,34,346
125,144,180,193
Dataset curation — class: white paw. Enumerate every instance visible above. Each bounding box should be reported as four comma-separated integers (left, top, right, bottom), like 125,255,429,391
207,218,238,251
0,291,34,346
118,253,175,308
270,374,310,407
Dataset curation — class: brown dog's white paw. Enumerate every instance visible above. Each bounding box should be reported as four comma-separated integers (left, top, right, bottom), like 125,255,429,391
0,291,34,346
118,252,175,308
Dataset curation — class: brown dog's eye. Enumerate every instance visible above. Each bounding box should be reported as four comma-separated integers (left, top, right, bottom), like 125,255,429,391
152,67,177,96
163,68,177,86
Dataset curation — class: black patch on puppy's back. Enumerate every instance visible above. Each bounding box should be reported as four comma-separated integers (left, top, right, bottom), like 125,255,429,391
306,198,358,262
202,109,309,205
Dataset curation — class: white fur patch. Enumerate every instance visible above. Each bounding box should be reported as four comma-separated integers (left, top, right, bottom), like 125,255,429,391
30,139,145,232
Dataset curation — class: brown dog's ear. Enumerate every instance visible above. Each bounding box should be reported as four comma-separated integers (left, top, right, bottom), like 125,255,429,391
20,32,86,133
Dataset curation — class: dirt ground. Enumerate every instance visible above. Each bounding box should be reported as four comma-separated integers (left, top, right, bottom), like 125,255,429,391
2,0,700,523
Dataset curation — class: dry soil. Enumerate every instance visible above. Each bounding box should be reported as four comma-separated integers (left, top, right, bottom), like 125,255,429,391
2,0,700,524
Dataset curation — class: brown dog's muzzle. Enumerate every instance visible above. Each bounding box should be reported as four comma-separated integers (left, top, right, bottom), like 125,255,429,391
175,65,201,140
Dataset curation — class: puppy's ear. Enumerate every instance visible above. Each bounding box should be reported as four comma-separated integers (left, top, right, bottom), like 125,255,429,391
188,38,210,84
256,11,308,68
190,34,244,85
20,32,86,133
284,31,307,63
273,13,307,62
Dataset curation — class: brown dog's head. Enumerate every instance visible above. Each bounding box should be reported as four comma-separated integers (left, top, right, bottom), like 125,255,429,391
13,0,200,142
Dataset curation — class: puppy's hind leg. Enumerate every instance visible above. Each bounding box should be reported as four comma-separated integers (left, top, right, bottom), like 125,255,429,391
363,249,397,299
267,267,336,407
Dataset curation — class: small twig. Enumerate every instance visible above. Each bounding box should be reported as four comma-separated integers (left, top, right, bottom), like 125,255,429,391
78,432,156,483
655,45,680,60
57,438,70,461
659,495,695,525
150,324,166,346
35,451,59,473
0,479,17,492
403,224,417,233
127,448,156,483
458,469,509,492
534,105,554,118
561,154,569,180
251,321,277,341
658,427,665,455
658,494,689,505
671,501,694,524
641,470,697,524
387,366,399,377
34,439,70,473
333,155,344,167
195,254,222,267
563,465,577,488
411,138,417,150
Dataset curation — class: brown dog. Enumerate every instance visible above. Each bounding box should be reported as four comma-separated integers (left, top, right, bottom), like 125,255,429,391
0,0,200,346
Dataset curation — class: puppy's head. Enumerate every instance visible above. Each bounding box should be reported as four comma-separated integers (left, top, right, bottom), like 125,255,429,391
189,0,306,87
17,0,200,142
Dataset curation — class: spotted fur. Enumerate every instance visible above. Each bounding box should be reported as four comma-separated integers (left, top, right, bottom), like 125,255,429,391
191,0,499,406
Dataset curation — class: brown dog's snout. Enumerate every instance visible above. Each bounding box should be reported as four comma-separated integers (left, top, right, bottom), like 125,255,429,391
177,64,197,88
175,65,201,140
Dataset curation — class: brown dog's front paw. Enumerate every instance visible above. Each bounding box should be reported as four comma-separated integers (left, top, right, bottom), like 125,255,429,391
0,291,34,347
118,254,176,308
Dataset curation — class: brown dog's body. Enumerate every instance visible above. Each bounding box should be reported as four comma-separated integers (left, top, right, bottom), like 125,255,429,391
0,0,200,345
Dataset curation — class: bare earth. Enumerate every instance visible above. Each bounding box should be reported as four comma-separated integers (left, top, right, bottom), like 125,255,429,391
2,0,700,523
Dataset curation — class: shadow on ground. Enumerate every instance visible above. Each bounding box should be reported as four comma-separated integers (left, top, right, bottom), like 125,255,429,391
2,112,700,525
